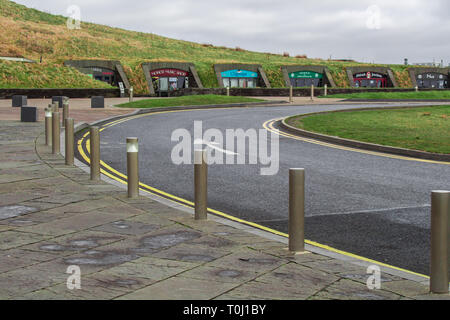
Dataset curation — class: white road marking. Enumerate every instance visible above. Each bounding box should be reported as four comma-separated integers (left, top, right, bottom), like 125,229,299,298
194,138,238,155
307,204,431,217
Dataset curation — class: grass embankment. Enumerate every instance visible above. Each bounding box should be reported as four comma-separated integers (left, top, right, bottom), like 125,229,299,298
321,91,450,100
118,94,265,108
0,0,414,93
0,60,114,89
287,106,450,154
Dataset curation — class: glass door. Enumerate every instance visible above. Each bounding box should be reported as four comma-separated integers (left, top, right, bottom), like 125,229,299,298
159,78,168,91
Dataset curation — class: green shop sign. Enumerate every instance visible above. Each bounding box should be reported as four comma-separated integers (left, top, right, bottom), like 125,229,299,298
289,71,323,79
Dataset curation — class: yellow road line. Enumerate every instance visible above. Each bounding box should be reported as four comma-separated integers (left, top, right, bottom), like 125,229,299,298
76,107,434,281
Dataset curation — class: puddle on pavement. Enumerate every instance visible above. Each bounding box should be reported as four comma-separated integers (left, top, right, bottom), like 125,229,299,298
139,230,201,251
39,237,112,252
64,251,138,266
0,205,37,220
112,222,130,229
69,239,98,247
217,270,242,278
40,244,67,251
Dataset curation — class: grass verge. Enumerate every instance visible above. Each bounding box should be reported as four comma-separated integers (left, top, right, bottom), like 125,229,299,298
117,94,266,108
320,91,450,100
286,106,450,154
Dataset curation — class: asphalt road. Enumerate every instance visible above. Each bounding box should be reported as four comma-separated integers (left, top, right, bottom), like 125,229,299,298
85,103,450,275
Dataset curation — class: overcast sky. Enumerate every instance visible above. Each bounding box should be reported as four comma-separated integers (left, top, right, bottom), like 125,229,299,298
14,0,450,65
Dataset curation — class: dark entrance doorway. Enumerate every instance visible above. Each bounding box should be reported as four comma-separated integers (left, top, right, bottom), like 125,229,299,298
416,73,448,89
150,68,189,96
84,67,117,86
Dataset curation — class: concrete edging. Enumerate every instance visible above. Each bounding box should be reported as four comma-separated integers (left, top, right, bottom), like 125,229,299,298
343,99,450,102
280,106,450,162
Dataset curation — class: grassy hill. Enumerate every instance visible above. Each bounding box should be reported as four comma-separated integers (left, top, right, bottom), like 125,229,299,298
0,0,414,94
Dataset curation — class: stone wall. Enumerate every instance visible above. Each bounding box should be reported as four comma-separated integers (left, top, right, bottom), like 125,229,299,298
167,87,445,97
0,88,121,99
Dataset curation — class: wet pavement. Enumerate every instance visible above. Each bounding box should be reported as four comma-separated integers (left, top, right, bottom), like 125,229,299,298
0,112,448,300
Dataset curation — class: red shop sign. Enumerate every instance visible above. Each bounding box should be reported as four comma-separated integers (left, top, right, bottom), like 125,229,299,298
150,68,188,77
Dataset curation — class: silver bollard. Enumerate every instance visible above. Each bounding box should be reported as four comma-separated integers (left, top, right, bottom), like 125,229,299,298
127,137,139,198
129,87,134,103
289,168,305,253
62,102,69,128
194,149,208,220
324,84,328,96
289,85,293,103
430,190,449,294
65,118,74,166
226,86,230,97
90,126,100,181
311,84,314,101
51,112,60,154
45,108,52,146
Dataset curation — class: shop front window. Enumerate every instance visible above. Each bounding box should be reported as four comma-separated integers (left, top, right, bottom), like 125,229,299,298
221,69,258,88
353,72,387,88
159,78,168,91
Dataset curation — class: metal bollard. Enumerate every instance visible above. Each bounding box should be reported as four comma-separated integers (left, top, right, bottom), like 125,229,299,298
415,86,419,92
226,86,230,97
194,149,208,220
126,137,139,198
311,84,314,100
45,108,52,146
289,85,293,103
51,103,58,113
129,87,134,103
65,118,74,166
90,126,100,181
289,168,305,253
430,190,449,294
51,112,60,154
324,84,328,96
62,103,69,128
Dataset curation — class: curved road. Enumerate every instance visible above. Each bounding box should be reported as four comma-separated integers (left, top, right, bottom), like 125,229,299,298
78,103,450,276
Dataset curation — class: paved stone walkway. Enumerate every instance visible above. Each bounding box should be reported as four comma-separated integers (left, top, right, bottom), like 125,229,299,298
0,117,448,300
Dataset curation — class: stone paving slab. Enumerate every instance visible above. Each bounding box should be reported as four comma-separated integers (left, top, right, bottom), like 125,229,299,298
0,119,445,300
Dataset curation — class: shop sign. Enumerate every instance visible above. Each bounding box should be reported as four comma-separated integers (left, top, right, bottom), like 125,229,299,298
354,72,385,79
221,69,258,78
289,71,323,79
150,68,188,77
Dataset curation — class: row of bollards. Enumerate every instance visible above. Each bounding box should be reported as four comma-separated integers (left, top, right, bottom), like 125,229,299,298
44,102,140,197
43,100,449,295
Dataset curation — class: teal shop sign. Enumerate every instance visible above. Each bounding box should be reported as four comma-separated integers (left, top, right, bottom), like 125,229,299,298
221,69,258,78
289,71,323,79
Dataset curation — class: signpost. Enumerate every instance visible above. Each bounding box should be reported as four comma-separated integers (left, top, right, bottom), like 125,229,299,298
118,82,125,98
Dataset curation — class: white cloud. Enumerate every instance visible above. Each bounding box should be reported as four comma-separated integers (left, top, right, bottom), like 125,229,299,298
12,0,450,64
